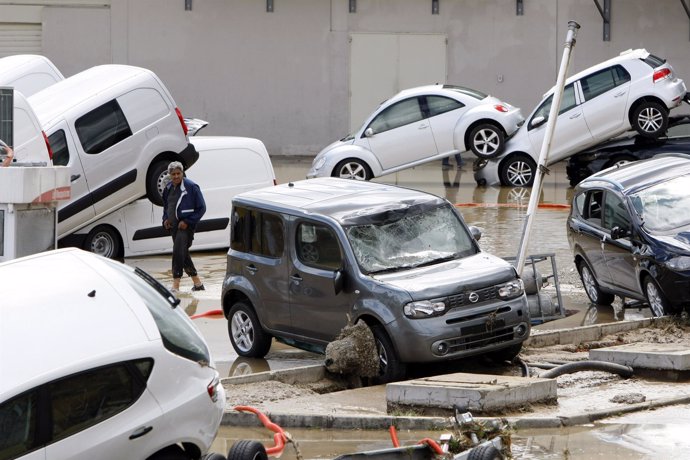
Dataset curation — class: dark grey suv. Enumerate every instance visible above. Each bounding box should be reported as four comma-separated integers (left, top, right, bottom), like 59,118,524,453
222,178,530,382
567,153,690,316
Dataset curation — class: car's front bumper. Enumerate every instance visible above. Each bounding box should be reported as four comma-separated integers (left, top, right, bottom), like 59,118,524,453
473,157,502,186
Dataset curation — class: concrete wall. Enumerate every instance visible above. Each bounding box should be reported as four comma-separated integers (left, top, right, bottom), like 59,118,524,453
6,0,690,156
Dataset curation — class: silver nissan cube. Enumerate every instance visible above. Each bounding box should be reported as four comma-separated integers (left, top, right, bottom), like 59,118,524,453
221,178,530,382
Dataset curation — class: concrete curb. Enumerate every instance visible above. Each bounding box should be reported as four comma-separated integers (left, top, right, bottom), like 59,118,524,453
525,318,654,347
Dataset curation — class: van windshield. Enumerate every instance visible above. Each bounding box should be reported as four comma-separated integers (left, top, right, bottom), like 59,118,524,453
344,204,478,274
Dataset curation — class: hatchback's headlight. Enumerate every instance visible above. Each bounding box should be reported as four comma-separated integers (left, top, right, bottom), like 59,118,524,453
313,157,326,171
666,256,690,271
404,300,447,319
497,279,524,300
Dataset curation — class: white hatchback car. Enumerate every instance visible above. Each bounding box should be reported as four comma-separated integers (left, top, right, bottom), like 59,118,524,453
0,249,225,460
307,84,523,180
474,49,688,187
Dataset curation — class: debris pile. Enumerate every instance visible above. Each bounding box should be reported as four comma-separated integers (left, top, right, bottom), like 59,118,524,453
324,321,379,378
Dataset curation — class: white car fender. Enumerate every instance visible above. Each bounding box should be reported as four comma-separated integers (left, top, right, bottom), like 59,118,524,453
452,106,508,152
321,143,384,177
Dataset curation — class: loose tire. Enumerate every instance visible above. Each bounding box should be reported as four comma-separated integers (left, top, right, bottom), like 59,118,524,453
84,226,121,259
147,160,170,206
467,444,503,460
578,260,614,306
148,445,191,460
202,454,227,460
228,441,268,460
469,123,505,159
643,275,670,317
332,158,372,181
228,301,272,358
370,326,406,384
500,154,536,187
632,101,668,138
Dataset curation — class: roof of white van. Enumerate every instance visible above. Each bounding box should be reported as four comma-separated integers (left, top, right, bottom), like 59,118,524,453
28,64,162,126
234,178,444,223
0,248,159,399
190,136,268,152
0,54,63,81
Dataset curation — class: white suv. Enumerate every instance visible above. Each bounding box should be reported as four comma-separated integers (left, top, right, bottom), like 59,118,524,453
474,49,688,187
0,249,225,460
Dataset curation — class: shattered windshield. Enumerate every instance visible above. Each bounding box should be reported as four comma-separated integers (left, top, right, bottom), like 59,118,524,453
344,204,477,274
630,175,690,232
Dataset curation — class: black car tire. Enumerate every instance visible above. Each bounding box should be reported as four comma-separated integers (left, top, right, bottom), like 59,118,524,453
228,301,272,358
228,441,268,460
500,154,536,187
84,225,121,259
467,444,503,460
578,260,615,306
632,101,668,138
469,123,505,159
149,445,190,460
147,159,170,206
487,343,522,364
202,454,227,460
643,275,671,317
333,158,372,180
371,325,406,384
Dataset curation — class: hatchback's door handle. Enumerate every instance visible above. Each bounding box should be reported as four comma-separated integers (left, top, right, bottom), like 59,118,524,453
246,264,258,274
129,426,153,440
418,124,429,129
614,91,626,98
70,174,81,182
569,113,582,119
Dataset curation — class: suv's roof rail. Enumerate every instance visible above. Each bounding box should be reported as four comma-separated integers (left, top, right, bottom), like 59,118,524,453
584,176,624,190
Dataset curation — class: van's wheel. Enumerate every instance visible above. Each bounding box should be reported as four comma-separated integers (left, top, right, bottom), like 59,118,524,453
370,326,406,384
333,158,372,180
643,276,670,317
500,154,536,187
469,123,505,159
228,441,268,460
84,226,121,259
577,260,614,306
147,160,170,206
632,101,668,138
148,445,190,460
467,444,503,460
228,301,272,358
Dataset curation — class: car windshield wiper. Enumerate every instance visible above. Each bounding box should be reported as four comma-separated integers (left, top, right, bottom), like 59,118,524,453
412,253,461,269
134,267,180,308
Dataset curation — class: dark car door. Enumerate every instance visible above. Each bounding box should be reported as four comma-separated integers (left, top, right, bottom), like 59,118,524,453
571,189,614,287
601,191,640,296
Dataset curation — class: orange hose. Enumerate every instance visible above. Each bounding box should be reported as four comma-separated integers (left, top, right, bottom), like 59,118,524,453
234,405,287,456
190,309,224,320
417,438,446,455
389,426,400,448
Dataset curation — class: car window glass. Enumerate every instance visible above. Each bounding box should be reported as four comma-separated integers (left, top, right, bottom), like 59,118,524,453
296,222,342,270
0,391,38,459
75,99,133,154
574,192,586,216
580,67,617,101
261,213,284,257
642,54,666,68
603,193,630,231
367,97,423,134
426,96,464,117
631,175,690,231
614,65,631,84
231,206,248,252
117,88,169,133
530,84,577,128
51,363,143,442
48,129,69,166
584,190,603,226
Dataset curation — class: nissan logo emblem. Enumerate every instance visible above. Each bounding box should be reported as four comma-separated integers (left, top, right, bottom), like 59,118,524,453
468,292,479,303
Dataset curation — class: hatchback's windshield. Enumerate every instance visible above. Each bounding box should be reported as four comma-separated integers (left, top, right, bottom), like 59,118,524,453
630,175,690,231
345,204,477,274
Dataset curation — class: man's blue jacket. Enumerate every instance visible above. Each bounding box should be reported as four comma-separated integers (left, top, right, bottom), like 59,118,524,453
162,177,206,229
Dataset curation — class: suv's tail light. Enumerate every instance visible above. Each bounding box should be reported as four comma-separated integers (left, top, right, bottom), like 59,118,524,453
494,104,509,113
175,107,189,136
653,68,671,82
43,131,54,161
207,377,219,402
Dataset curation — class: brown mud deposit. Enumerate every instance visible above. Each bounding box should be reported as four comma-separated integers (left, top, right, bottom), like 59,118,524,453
324,321,379,378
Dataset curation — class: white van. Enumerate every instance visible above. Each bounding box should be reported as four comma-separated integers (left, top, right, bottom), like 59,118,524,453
1,89,53,165
59,136,277,259
28,64,198,238
0,54,64,97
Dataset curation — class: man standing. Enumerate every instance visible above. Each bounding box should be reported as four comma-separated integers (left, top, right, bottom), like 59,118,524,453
162,161,206,293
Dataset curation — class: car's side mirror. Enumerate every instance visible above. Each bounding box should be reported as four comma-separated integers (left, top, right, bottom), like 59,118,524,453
611,226,631,240
333,269,344,295
469,225,482,241
364,128,374,137
530,116,546,128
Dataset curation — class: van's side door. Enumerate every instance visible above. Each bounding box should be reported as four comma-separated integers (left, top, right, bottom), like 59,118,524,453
288,220,357,342
51,123,97,237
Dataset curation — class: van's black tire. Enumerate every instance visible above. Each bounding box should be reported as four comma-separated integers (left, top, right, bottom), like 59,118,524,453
469,123,505,159
228,301,272,358
84,225,121,259
370,326,406,384
147,160,170,206
228,441,268,460
467,444,503,460
632,101,668,138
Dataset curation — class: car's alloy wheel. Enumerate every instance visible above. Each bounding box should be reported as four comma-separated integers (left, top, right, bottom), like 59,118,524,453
644,276,668,317
469,123,505,159
333,158,371,180
228,301,272,358
500,154,536,187
579,261,614,306
632,101,668,138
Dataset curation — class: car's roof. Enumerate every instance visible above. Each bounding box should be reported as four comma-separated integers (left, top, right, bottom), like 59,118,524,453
233,178,446,224
0,54,62,78
582,153,690,193
0,248,160,399
389,84,489,103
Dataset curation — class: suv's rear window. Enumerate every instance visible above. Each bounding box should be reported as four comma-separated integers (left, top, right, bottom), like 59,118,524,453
642,54,666,68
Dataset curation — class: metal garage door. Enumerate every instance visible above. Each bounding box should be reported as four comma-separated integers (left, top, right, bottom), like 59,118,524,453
349,33,447,132
0,23,42,57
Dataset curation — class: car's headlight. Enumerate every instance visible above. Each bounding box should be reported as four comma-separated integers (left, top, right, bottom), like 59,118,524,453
475,159,488,170
312,157,326,171
666,256,690,270
497,279,524,300
404,299,447,319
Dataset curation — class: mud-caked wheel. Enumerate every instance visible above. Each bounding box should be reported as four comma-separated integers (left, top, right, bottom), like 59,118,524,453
370,325,406,384
228,301,272,358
